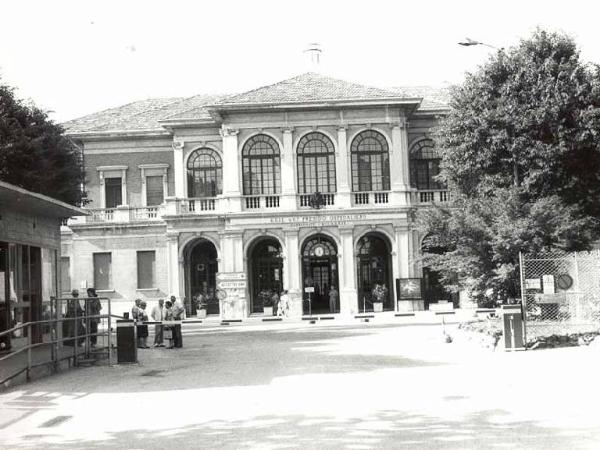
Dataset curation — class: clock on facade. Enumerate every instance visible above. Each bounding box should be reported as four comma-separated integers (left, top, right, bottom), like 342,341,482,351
314,245,325,257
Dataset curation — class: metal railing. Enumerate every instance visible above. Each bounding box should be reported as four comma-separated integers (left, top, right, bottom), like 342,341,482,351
0,296,113,388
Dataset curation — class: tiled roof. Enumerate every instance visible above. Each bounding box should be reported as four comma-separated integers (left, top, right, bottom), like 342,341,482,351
63,73,449,134
215,72,405,106
63,95,224,134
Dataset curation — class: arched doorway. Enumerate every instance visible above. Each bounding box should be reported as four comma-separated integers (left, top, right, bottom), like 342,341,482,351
356,233,393,312
301,235,339,314
186,240,219,315
249,238,284,314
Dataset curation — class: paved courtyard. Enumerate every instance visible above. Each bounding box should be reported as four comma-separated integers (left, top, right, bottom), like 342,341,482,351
1,321,599,449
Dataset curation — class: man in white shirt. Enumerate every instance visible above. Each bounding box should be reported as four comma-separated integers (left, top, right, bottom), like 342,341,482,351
151,299,165,347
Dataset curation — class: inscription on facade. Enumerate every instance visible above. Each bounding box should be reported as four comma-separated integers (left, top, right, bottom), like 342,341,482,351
269,214,368,228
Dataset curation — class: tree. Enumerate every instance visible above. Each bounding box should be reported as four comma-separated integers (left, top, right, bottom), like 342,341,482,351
0,80,86,205
418,30,600,306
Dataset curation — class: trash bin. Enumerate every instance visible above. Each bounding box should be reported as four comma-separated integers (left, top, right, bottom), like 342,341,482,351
116,319,137,363
501,305,525,351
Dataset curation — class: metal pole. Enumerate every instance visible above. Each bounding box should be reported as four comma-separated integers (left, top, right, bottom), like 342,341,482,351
73,313,78,366
518,251,527,346
26,323,32,382
308,292,312,316
108,298,112,366
510,315,515,351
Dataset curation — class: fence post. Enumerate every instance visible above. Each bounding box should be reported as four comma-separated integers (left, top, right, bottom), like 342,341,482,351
518,251,527,345
73,313,78,367
26,323,32,382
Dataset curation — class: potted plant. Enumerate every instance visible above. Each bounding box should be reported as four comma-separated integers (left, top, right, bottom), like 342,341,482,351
372,284,388,313
259,289,274,316
196,293,208,318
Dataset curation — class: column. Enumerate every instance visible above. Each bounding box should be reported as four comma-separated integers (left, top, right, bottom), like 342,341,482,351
220,127,242,212
172,141,185,198
339,226,358,315
336,126,351,208
166,232,180,299
284,228,302,317
218,230,247,319
280,128,297,210
390,118,410,205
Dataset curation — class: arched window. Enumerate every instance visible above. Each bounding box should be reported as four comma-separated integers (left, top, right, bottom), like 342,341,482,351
242,134,281,195
350,130,390,192
409,139,443,190
297,132,336,194
187,148,222,197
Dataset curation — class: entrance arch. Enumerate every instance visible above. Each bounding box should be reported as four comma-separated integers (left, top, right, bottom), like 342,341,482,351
185,239,219,315
356,233,393,312
301,234,339,314
421,238,458,309
248,238,284,314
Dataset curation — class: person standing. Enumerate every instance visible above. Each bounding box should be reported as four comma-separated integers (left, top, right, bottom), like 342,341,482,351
329,286,338,313
131,298,141,321
278,290,289,317
86,287,101,348
163,301,174,349
137,301,149,349
64,289,85,346
151,299,165,347
170,295,184,348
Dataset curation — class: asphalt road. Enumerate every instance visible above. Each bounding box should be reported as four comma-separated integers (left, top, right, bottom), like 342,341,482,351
1,321,599,449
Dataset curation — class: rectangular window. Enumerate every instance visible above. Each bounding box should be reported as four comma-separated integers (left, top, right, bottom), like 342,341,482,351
146,176,164,206
93,253,112,290
105,178,122,208
137,251,155,289
60,257,70,293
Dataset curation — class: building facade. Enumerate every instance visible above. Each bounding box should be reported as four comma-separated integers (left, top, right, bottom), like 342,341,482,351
62,73,451,318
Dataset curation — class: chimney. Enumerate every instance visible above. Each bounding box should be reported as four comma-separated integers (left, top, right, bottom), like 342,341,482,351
304,43,322,71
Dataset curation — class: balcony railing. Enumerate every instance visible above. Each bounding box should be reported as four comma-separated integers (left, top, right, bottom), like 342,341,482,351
177,197,216,214
244,195,280,210
87,208,116,222
417,190,450,203
298,193,335,208
352,191,390,206
129,206,162,221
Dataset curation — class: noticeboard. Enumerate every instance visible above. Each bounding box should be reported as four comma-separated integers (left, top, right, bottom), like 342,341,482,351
396,278,422,300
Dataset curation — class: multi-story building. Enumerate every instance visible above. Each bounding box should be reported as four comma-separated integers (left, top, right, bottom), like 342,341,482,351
62,72,452,318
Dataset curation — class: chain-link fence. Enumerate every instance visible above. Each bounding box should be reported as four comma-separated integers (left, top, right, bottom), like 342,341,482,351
521,251,600,342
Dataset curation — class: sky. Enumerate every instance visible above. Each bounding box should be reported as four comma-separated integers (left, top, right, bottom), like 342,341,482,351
1,0,599,123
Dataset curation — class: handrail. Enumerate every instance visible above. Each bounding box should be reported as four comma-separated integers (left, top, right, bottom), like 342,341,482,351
0,296,113,388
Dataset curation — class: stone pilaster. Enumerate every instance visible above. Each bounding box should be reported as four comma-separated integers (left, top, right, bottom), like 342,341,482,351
339,226,357,315
220,127,242,212
336,126,351,207
284,228,302,317
390,118,411,206
166,232,181,299
172,141,185,198
280,128,297,210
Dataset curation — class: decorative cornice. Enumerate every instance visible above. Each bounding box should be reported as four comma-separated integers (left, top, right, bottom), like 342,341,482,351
219,127,239,137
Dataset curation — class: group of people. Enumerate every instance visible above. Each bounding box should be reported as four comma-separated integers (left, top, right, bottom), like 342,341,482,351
131,295,184,349
63,288,102,347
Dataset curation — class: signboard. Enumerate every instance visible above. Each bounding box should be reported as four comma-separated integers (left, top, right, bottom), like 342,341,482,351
535,293,566,305
542,275,555,294
304,287,315,293
556,274,573,290
217,272,246,281
217,280,246,290
525,278,542,290
397,278,422,300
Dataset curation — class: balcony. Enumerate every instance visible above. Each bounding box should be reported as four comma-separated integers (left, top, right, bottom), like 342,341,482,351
416,190,450,204
298,193,335,208
244,195,280,210
352,191,390,206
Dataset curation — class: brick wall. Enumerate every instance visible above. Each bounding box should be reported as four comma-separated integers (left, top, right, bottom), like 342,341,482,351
84,150,174,208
